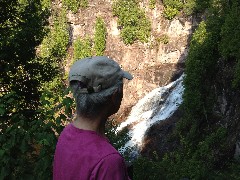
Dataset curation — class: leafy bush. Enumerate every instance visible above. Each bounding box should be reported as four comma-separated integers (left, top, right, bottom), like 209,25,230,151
120,26,137,45
40,10,69,60
157,34,169,44
41,0,51,10
0,1,72,178
182,0,210,16
163,0,183,19
112,0,151,45
105,120,130,151
149,34,169,48
183,15,222,122
163,0,184,10
62,0,88,13
163,0,211,19
39,8,70,117
94,17,107,56
182,0,197,15
73,36,92,61
219,1,240,88
133,127,232,180
149,0,156,9
163,5,180,20
73,17,107,60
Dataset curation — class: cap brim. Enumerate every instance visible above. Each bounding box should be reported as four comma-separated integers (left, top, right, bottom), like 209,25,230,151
123,70,133,80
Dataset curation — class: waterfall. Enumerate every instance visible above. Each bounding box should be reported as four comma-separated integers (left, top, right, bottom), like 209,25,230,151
117,74,184,159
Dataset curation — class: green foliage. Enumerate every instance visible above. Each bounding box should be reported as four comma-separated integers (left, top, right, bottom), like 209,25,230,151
62,0,88,13
105,120,130,150
149,0,156,9
0,58,73,180
219,1,240,88
105,120,133,163
94,17,107,56
162,0,211,19
183,0,210,15
163,5,180,20
214,162,240,179
133,0,240,179
73,36,92,61
41,0,51,10
150,34,169,49
0,0,72,178
112,0,151,45
156,34,169,44
35,10,74,179
195,0,211,12
133,127,231,180
219,2,240,58
32,88,75,179
120,26,137,45
2,0,240,179
40,9,69,60
183,15,222,124
74,17,106,60
133,155,166,180
163,0,184,10
183,0,197,15
0,0,49,97
163,0,183,19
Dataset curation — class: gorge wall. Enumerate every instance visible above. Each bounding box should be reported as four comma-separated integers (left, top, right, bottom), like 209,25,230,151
63,0,198,121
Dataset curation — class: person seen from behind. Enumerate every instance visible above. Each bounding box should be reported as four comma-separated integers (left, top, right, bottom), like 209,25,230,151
53,56,133,180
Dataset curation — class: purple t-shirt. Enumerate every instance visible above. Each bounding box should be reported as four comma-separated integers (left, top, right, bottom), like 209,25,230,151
53,123,130,180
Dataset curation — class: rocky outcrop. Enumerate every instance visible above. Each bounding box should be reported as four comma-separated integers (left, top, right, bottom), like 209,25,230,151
141,108,183,159
65,0,195,121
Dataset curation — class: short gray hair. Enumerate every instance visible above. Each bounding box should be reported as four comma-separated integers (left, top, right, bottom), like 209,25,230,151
70,80,123,118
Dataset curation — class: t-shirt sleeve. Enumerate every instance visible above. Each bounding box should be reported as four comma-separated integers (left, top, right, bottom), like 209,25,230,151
90,153,130,180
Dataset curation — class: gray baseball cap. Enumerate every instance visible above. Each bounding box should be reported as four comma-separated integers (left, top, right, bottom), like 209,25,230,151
68,56,133,93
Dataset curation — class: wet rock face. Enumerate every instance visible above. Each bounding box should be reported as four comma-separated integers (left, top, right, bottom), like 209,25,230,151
117,74,184,159
65,0,194,121
141,108,183,159
114,63,184,122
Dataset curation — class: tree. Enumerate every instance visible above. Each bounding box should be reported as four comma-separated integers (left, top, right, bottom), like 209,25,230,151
0,0,64,178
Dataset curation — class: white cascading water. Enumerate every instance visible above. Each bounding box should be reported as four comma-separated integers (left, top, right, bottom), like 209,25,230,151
117,74,184,159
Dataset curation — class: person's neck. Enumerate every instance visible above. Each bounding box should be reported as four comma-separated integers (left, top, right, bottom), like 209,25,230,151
73,115,107,136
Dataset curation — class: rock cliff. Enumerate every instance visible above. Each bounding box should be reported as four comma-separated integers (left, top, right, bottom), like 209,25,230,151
64,0,197,121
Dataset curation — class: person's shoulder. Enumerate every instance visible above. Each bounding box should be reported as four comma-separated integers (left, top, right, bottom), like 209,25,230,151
84,132,118,155
102,152,124,163
99,153,125,170
58,123,72,134
91,153,129,180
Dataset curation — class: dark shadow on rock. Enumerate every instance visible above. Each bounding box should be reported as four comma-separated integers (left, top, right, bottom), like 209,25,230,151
141,107,183,159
